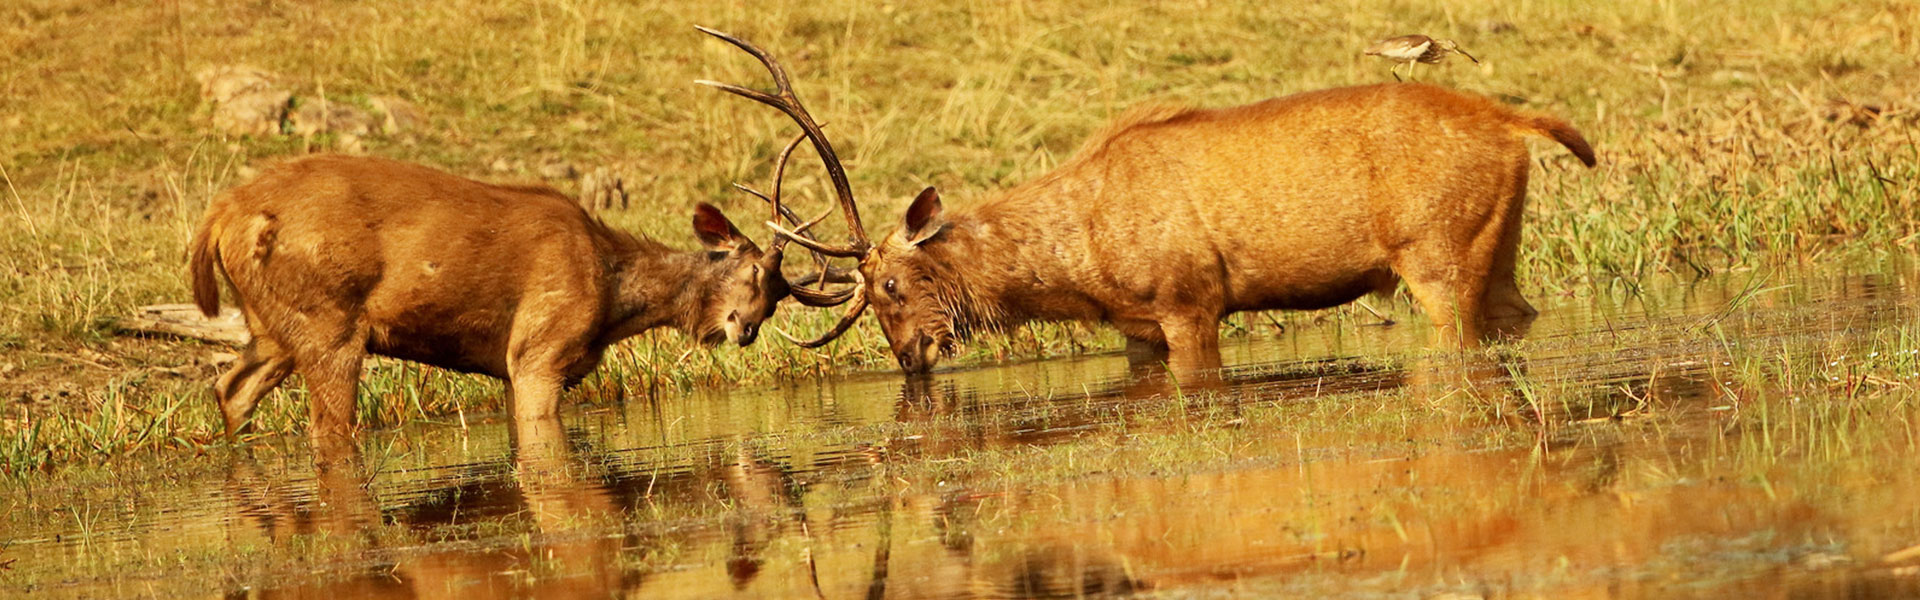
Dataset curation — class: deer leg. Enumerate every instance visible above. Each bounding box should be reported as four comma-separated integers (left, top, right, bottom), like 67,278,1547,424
1481,185,1538,324
507,338,579,424
1397,246,1485,349
506,337,587,427
505,304,595,425
299,342,366,451
508,374,566,426
214,335,296,438
1480,232,1538,342
1158,314,1223,384
1122,336,1170,381
506,373,569,466
1405,283,1478,348
1124,336,1170,362
1116,321,1170,370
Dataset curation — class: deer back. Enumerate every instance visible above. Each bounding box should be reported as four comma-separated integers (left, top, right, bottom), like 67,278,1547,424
937,84,1569,313
198,156,658,377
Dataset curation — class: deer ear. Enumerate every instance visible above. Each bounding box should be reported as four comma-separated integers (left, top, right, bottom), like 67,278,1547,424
902,187,946,246
692,203,747,253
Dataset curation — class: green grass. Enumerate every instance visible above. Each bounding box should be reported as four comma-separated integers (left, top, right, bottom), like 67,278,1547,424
2,0,1916,467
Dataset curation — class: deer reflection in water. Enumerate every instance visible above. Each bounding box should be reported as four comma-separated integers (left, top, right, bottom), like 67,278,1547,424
222,419,628,599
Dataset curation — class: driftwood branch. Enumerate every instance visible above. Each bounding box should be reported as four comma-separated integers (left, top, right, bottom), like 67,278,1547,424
115,304,250,345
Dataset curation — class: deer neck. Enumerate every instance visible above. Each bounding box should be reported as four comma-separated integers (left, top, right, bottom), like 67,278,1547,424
604,244,720,343
927,171,1103,335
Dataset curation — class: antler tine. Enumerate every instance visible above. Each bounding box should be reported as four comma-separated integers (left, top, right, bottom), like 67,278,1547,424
695,26,872,255
789,283,857,307
787,203,843,284
737,132,811,254
731,134,855,303
788,265,858,287
735,180,845,256
695,24,791,96
752,132,840,278
763,201,856,257
775,273,870,347
767,219,864,257
768,133,806,230
732,179,852,305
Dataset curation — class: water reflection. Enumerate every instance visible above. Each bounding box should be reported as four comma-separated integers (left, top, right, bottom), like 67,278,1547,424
6,270,1920,598
221,420,629,599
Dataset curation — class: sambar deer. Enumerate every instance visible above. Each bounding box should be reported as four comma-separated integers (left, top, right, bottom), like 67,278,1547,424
700,29,1597,379
188,154,841,446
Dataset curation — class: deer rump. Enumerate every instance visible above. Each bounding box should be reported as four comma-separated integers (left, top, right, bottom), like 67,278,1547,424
190,156,634,381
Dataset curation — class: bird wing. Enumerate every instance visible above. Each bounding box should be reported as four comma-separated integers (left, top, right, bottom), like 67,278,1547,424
1393,39,1432,61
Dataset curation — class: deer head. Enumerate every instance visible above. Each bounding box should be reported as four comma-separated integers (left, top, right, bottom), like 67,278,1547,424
853,186,968,374
689,202,791,347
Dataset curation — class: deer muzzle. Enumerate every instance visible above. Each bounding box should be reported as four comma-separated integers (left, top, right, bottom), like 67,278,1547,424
893,334,942,375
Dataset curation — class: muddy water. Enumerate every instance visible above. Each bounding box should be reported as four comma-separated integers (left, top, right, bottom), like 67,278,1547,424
6,270,1920,598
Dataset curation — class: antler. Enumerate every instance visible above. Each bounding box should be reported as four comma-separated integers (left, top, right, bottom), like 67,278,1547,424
776,269,870,348
732,133,836,255
700,26,873,346
729,133,855,308
695,25,871,258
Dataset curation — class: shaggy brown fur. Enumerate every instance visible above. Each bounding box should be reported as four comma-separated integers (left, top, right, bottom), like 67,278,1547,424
858,83,1595,377
189,155,791,446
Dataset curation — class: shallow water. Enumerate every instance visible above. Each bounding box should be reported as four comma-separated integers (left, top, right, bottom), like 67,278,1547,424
5,269,1920,598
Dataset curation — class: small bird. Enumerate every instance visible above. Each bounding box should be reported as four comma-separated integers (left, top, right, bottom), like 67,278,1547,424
1365,34,1479,81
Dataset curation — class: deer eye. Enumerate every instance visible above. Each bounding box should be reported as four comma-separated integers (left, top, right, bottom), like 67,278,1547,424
750,265,761,279
884,278,897,294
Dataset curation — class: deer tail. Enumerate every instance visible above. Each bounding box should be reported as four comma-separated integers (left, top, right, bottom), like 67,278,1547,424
1512,114,1597,168
189,209,224,318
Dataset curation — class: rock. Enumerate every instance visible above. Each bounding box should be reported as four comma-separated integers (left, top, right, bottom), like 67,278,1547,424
333,132,365,154
195,65,428,141
288,99,377,138
537,159,578,180
196,65,291,137
369,96,425,134
196,65,276,105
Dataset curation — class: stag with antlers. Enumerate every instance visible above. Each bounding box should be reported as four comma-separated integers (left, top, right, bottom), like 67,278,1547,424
187,151,857,452
698,28,1596,380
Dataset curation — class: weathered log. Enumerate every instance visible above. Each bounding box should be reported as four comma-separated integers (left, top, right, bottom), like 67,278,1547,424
116,304,250,345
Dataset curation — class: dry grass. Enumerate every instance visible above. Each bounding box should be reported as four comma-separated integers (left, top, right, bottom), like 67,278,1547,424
0,0,1915,467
